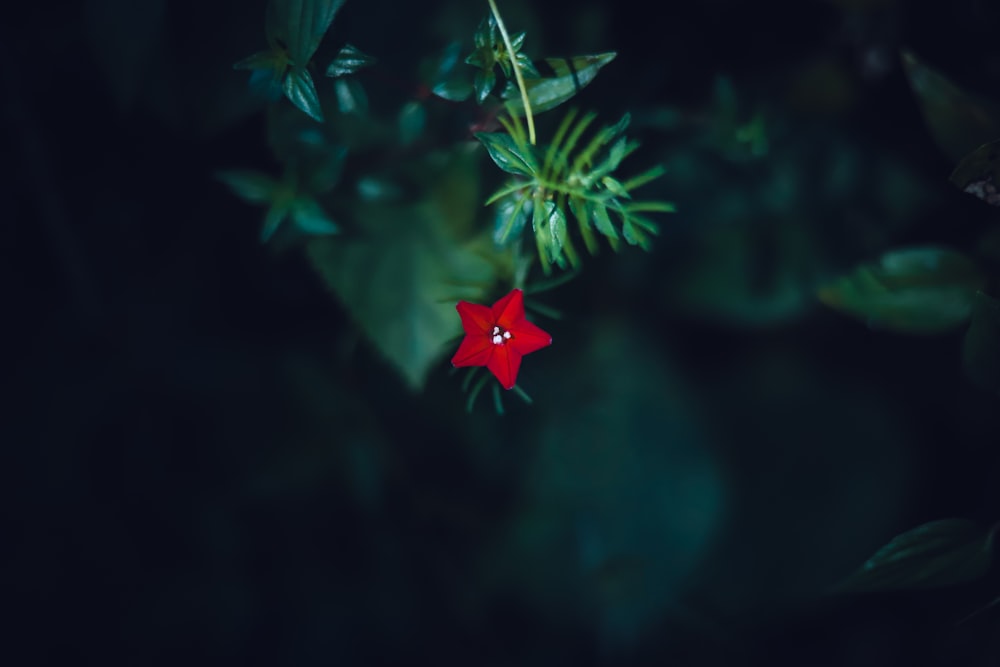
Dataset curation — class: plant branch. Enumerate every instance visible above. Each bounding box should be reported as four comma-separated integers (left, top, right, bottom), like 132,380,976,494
487,0,535,145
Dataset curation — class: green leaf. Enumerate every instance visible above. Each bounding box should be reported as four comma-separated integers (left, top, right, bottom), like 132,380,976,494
334,77,368,114
261,199,292,242
431,79,473,102
476,132,538,177
216,170,278,203
836,519,995,593
306,204,494,390
592,202,618,240
493,191,530,245
949,140,1000,207
474,68,497,104
817,246,986,334
398,101,426,146
291,197,337,235
504,52,617,115
283,65,324,122
429,42,472,102
962,291,1000,396
326,43,376,77
274,0,346,66
234,49,285,72
901,50,1000,162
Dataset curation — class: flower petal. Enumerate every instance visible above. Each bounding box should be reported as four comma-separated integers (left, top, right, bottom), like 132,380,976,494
486,344,522,390
456,300,495,335
451,333,494,367
491,288,526,329
509,318,552,356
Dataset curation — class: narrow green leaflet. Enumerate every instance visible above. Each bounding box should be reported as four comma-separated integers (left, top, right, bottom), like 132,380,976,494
901,50,1000,162
836,519,996,593
817,246,986,334
283,66,324,122
476,132,538,176
962,291,1000,396
504,53,617,115
326,43,376,77
950,140,1000,207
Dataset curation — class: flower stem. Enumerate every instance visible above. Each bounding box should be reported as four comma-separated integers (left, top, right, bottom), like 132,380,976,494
487,0,535,145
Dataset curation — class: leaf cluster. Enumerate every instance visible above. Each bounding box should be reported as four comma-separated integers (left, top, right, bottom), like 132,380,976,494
478,108,674,272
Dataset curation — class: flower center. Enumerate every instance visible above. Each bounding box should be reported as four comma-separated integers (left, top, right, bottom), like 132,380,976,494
491,325,513,345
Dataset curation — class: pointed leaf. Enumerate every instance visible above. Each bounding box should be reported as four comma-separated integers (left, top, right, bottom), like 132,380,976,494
962,291,1000,395
431,79,473,102
950,140,1000,207
291,197,338,235
592,202,618,240
306,204,494,390
275,0,347,65
901,50,1000,162
493,191,530,245
234,49,285,72
504,52,617,115
326,43,376,77
283,66,324,122
334,77,368,114
817,246,986,334
261,201,291,243
476,132,537,177
216,170,278,203
837,519,995,593
474,68,496,104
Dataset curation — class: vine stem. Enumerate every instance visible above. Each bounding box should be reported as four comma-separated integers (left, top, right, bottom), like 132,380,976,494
486,0,536,145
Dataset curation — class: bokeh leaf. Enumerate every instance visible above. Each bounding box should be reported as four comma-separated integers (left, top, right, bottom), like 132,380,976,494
305,150,495,389
216,170,278,204
85,0,165,112
504,53,617,115
306,205,493,389
950,140,1000,207
962,291,1000,396
901,50,1000,162
817,246,985,334
283,66,324,122
290,198,338,236
836,519,995,593
428,42,473,102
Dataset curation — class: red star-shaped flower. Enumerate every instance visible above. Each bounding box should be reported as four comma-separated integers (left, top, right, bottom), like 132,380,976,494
451,288,552,390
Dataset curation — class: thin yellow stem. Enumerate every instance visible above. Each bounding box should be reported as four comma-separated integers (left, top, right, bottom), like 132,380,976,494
487,0,535,145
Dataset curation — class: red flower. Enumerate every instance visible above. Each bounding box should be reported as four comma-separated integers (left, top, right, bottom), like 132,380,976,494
451,288,552,390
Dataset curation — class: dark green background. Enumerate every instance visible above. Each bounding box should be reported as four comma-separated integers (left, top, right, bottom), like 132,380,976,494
4,0,999,664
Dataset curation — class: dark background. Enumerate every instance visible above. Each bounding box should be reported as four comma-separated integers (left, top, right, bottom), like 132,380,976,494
4,0,999,664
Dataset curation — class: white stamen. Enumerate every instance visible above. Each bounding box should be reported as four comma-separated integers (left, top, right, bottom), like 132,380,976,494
503,331,511,339
492,334,503,344
492,326,500,335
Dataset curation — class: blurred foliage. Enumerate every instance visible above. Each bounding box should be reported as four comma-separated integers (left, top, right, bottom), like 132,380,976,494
837,519,996,593
818,246,985,335
901,50,1000,163
480,109,674,272
16,0,1000,662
